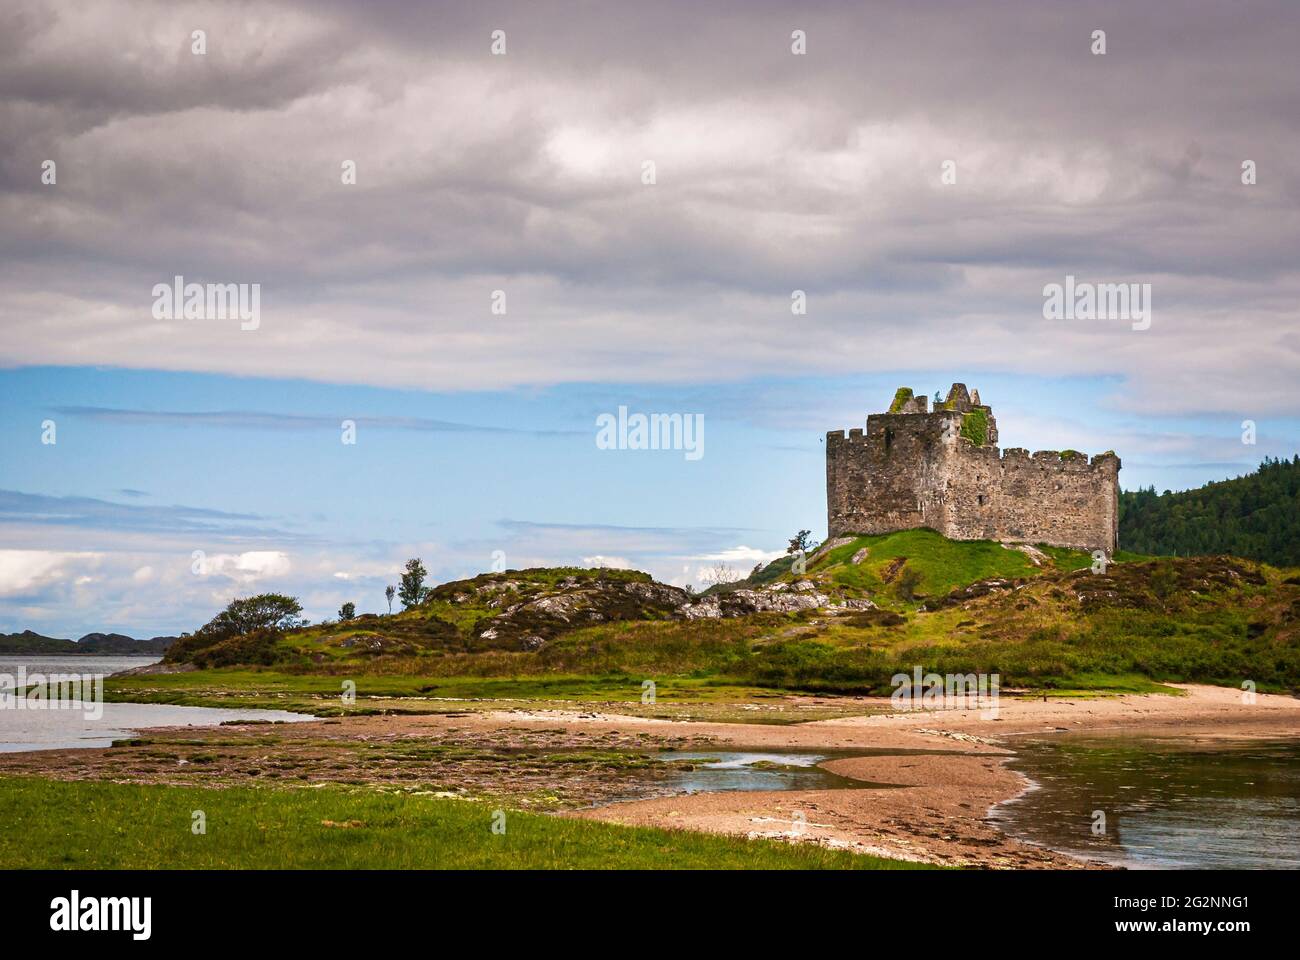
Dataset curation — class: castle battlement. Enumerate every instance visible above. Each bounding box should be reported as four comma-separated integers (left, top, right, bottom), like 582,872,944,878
826,383,1121,554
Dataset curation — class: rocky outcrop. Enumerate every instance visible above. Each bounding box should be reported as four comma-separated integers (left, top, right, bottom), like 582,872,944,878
462,569,841,638
464,574,693,650
931,577,1024,609
681,584,831,619
807,536,853,564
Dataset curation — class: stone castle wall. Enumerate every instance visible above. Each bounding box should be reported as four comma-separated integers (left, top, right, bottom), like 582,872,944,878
826,385,1120,554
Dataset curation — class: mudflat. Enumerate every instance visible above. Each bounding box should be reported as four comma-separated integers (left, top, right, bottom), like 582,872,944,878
3,684,1296,868
563,684,1300,867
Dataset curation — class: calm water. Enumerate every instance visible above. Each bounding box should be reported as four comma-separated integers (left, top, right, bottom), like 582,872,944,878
0,654,160,677
655,750,900,794
0,655,312,752
991,736,1300,869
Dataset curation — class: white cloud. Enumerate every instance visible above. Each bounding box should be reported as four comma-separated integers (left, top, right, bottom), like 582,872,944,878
0,550,98,596
194,550,291,583
693,545,784,565
685,545,785,586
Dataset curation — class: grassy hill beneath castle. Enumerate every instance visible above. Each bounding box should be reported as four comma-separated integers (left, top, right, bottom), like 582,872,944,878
1120,456,1300,566
110,529,1300,713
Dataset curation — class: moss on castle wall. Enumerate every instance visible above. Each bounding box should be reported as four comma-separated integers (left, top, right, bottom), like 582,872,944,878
888,387,914,414
960,408,989,446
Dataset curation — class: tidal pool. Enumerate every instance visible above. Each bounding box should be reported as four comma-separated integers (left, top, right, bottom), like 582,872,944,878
990,736,1300,869
654,749,903,794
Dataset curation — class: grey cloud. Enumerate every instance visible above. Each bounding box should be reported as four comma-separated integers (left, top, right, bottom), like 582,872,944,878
1,0,1298,413
53,406,583,436
0,489,302,540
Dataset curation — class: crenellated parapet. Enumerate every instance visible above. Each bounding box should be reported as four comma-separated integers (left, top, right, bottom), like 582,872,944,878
826,383,1121,554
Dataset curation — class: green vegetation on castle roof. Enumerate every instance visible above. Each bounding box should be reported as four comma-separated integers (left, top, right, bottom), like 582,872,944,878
888,387,914,413
960,408,989,446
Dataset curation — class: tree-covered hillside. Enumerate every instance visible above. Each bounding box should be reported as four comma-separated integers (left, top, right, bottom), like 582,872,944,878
1120,456,1300,564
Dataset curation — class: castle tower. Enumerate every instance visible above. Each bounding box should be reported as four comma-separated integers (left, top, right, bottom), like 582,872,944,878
826,384,1120,554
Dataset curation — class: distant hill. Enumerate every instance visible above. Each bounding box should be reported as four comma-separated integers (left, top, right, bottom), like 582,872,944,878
1120,456,1300,566
0,631,176,656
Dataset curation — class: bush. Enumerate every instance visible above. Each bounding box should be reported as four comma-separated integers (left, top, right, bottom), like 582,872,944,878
164,594,304,665
894,565,924,601
189,628,287,669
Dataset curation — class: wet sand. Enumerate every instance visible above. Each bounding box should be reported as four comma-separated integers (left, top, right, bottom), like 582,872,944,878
3,684,1297,867
561,684,1300,867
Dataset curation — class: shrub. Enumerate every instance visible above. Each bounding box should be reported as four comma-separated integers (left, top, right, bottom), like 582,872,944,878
894,565,924,601
190,628,287,669
164,594,304,664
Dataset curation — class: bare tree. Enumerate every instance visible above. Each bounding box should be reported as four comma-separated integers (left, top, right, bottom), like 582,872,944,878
702,562,740,588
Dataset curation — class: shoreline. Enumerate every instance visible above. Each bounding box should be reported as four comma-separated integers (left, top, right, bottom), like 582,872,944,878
0,683,1296,868
567,684,1300,867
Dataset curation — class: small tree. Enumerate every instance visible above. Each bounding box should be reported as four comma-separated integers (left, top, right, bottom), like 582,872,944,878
338,602,356,621
166,593,304,665
398,558,427,609
787,530,814,554
384,585,396,615
194,594,304,640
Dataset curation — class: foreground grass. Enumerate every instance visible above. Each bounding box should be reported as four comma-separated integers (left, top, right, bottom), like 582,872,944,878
0,777,929,870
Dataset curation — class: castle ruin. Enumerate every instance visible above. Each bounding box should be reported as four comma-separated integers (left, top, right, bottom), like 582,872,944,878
826,384,1120,555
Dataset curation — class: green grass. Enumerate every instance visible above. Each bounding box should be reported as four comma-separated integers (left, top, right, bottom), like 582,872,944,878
106,668,776,714
810,529,1072,604
743,556,1300,693
0,777,930,870
120,536,1299,706
108,554,1300,702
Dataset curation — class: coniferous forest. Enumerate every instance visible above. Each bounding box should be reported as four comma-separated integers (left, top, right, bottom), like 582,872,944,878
1119,456,1300,565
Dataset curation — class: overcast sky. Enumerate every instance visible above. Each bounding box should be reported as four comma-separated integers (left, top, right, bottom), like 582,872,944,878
2,1,1298,637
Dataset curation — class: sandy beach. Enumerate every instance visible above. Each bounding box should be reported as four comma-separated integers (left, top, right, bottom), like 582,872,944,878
3,684,1297,868
558,684,1300,868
